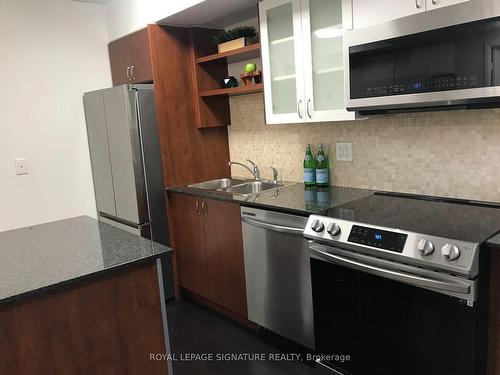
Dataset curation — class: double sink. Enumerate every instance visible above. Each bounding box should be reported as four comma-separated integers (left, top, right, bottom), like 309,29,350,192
188,178,294,196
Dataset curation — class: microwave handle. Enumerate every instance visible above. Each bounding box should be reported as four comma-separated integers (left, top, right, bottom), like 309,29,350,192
310,245,470,294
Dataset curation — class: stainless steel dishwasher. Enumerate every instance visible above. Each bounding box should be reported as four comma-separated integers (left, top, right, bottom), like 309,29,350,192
241,207,314,349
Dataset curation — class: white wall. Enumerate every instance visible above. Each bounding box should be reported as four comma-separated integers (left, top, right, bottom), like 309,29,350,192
105,0,205,41
0,0,111,231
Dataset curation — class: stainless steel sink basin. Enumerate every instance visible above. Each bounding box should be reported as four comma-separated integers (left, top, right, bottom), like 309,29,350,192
188,177,295,197
220,181,284,196
188,178,248,190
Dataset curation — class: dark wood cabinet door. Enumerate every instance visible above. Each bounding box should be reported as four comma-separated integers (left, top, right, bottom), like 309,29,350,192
108,36,131,86
203,199,247,317
170,193,209,298
129,28,153,83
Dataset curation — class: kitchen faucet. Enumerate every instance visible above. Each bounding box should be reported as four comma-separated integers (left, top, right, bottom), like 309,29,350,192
228,159,260,180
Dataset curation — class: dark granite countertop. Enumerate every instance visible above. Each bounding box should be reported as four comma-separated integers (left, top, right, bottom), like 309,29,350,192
167,183,373,216
0,216,171,306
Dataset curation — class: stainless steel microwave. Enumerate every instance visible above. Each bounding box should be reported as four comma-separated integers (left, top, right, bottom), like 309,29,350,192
344,0,500,115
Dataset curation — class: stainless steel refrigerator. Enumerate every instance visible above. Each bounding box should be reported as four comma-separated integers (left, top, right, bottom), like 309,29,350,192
83,84,174,298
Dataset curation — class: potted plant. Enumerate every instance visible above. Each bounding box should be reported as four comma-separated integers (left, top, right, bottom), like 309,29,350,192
213,26,259,53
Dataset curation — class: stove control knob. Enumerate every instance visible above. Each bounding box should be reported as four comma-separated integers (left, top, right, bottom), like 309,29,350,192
311,220,325,233
417,239,434,256
327,223,341,237
441,244,460,261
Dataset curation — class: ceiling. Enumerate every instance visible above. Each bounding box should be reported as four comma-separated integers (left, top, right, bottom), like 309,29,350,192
158,0,260,28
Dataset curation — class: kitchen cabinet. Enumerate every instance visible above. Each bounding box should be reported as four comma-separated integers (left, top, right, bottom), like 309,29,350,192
426,0,469,10
108,28,153,86
259,0,355,124
203,199,247,317
170,193,247,317
351,0,425,29
169,194,209,298
349,0,471,30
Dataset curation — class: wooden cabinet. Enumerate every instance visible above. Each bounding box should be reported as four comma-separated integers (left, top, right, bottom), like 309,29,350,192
203,198,247,317
170,193,247,317
108,28,153,86
170,194,209,297
259,0,355,124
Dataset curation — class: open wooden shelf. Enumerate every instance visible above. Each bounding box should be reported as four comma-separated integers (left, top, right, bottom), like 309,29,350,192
199,83,263,98
196,43,261,64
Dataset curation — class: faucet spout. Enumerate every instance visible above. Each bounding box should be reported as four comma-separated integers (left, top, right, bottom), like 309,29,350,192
228,160,260,180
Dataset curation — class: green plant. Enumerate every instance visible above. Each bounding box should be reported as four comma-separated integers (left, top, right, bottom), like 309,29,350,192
213,26,258,45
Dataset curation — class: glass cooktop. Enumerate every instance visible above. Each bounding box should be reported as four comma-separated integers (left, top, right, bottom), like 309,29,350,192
326,192,500,243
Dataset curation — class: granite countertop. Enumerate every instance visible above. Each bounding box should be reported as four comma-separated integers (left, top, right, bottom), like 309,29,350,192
0,216,171,306
168,182,373,215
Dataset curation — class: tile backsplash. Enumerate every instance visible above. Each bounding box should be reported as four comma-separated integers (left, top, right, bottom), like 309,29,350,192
228,93,500,202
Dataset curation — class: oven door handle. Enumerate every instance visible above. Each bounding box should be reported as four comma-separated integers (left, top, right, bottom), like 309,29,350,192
310,245,470,294
241,216,304,236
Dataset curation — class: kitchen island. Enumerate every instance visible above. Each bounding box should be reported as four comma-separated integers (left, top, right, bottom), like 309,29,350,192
0,216,172,375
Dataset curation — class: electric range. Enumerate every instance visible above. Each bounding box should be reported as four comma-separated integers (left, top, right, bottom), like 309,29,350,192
304,192,500,375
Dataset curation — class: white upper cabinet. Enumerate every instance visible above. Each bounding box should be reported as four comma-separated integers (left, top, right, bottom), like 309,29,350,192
260,0,305,124
426,0,469,10
260,0,355,124
301,0,354,122
351,0,425,29
350,0,471,30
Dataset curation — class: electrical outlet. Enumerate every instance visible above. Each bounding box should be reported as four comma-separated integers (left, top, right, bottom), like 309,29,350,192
14,158,29,175
336,143,353,162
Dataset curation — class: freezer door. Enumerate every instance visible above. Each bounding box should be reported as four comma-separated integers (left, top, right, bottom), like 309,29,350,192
103,86,148,224
83,91,116,217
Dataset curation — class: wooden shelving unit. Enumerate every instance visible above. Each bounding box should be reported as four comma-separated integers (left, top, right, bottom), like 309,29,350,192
190,27,263,128
196,43,261,64
199,83,263,98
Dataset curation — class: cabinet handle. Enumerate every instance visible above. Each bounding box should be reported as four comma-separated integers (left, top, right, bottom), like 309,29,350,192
415,0,423,8
306,99,312,119
126,66,131,81
297,100,303,119
201,201,208,217
432,0,438,4
195,200,201,215
131,65,136,80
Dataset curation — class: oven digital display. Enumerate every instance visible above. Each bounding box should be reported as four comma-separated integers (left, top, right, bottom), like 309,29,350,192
348,225,407,253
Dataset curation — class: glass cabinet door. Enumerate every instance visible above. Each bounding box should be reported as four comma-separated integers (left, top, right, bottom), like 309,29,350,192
301,0,355,122
259,0,305,124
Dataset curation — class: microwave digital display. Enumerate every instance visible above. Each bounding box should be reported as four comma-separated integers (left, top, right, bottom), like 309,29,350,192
349,18,500,99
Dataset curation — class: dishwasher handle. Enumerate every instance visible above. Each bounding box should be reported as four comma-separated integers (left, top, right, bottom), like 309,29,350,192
241,216,304,236
310,245,470,295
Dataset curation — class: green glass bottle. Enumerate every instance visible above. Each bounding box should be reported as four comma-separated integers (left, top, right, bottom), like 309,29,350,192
316,144,329,187
304,144,316,186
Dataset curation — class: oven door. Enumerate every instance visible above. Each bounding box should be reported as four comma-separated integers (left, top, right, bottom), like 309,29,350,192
310,243,481,375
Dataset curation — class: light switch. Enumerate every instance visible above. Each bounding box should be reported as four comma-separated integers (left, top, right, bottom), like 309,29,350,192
14,158,28,175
